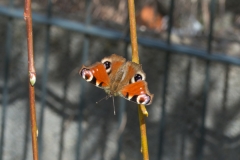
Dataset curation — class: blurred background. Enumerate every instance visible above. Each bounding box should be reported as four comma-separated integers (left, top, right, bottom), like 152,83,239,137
1,0,240,160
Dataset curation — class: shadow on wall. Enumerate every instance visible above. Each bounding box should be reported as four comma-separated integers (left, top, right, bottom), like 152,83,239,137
0,11,240,160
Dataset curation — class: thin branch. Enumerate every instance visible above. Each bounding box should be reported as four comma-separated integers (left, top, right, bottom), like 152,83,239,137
128,0,139,64
24,0,38,159
128,0,149,159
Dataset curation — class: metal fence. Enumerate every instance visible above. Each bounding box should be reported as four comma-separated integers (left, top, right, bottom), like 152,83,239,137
1,0,240,160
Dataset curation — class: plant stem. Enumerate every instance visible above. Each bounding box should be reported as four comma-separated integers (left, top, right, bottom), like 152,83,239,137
138,105,149,159
128,0,139,64
128,0,149,159
24,0,38,160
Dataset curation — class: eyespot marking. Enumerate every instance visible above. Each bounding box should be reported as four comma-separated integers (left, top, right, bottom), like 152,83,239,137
80,68,93,82
129,94,151,105
136,94,151,105
131,73,146,83
102,60,112,74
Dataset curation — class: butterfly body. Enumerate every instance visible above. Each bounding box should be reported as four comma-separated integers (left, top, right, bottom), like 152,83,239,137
79,54,153,105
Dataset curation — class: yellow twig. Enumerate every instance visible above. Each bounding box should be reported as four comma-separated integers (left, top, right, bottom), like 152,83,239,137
138,105,149,159
128,0,139,64
24,0,38,159
128,0,149,159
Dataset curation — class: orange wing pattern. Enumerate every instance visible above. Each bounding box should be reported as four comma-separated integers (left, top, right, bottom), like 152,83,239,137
120,81,153,105
80,62,110,88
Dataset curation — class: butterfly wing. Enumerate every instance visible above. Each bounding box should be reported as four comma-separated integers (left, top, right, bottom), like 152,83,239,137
79,54,126,90
119,81,153,105
101,54,126,81
79,62,110,88
117,61,153,105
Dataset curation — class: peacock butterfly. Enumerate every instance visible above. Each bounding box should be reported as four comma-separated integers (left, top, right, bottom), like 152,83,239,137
79,54,153,107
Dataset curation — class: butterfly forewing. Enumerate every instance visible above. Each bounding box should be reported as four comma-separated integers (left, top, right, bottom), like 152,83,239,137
102,54,126,80
80,62,110,88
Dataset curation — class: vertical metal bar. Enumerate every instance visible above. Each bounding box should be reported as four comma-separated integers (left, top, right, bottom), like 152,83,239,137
75,1,92,160
157,0,174,160
222,65,229,112
115,99,126,160
197,51,210,160
38,0,52,159
206,0,215,54
166,0,175,45
180,58,192,160
115,40,128,160
0,17,12,160
75,39,89,160
58,57,70,160
197,0,215,159
0,1,14,159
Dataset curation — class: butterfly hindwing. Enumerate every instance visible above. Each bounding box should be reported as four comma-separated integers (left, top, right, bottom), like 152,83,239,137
119,81,153,105
116,61,153,105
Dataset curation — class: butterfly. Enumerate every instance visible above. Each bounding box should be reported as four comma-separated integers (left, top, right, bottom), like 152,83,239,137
79,54,153,107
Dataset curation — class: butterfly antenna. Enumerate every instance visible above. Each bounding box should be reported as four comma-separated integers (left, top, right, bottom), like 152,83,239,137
96,95,109,104
112,97,116,115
